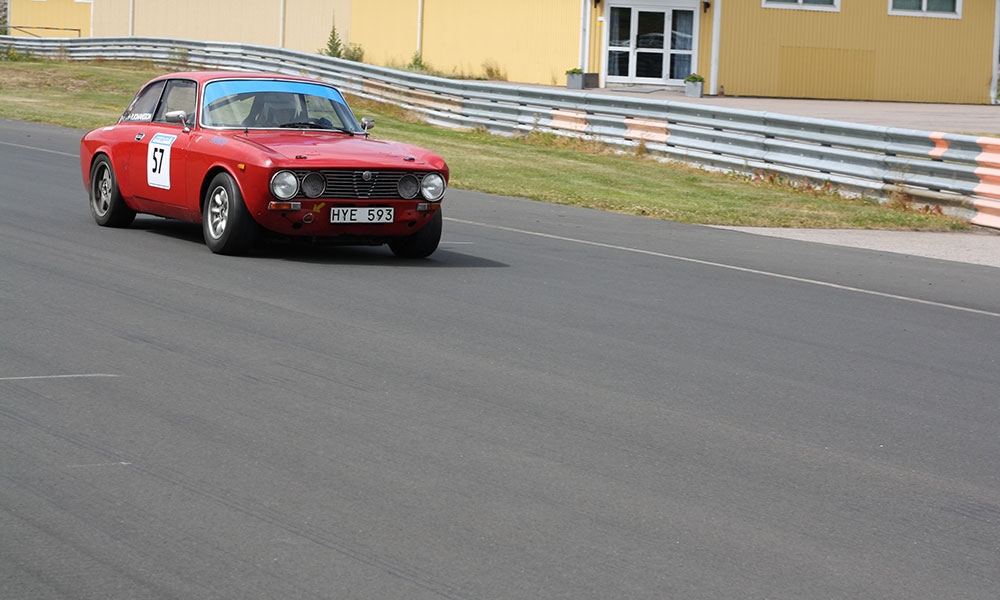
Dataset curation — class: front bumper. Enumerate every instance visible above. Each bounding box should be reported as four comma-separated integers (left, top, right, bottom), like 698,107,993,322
250,198,441,238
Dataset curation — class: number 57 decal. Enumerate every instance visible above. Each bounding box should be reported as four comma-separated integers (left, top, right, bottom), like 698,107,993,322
147,133,178,190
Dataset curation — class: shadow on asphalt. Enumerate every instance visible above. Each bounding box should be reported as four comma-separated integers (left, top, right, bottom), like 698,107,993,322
132,216,509,269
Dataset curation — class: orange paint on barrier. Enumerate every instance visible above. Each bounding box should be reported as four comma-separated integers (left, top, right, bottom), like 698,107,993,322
970,198,1000,229
976,136,1000,169
549,110,589,133
624,118,670,144
973,166,1000,200
929,132,949,158
972,140,1000,226
403,89,463,113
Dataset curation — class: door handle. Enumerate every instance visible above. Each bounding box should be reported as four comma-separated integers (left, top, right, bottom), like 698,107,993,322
135,133,145,141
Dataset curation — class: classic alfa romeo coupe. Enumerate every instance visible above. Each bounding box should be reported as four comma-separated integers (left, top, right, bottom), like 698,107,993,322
80,71,449,257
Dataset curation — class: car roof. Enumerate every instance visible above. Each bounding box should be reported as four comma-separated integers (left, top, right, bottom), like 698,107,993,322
149,71,323,85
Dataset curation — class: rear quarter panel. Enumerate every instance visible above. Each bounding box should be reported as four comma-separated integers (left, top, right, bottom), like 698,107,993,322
79,124,137,202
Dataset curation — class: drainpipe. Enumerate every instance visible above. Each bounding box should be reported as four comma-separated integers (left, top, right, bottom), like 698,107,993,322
709,0,722,95
579,0,589,70
129,0,134,36
417,0,424,57
992,0,999,104
279,0,286,48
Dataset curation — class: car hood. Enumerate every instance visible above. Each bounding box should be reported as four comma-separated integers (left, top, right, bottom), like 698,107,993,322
231,131,447,173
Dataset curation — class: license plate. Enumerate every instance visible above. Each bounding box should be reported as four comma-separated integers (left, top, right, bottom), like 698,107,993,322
330,207,394,224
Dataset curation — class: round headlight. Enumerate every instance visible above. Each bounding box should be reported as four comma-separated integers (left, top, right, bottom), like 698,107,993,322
420,172,446,201
270,170,299,200
397,174,419,199
301,172,326,198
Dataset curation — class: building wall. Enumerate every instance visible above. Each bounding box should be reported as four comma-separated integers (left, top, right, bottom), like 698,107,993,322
349,0,417,68
9,0,92,37
718,1,995,104
135,0,279,46
286,0,351,54
696,2,714,88
13,0,992,103
352,0,581,84
90,0,348,54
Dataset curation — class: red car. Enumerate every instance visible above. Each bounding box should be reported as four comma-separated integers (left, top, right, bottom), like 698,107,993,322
80,71,448,257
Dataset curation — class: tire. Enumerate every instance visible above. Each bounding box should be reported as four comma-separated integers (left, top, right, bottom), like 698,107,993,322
388,209,442,258
89,155,136,227
202,172,258,255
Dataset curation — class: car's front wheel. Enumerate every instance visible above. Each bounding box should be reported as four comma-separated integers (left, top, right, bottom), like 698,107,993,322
388,209,442,258
89,155,136,227
203,172,257,255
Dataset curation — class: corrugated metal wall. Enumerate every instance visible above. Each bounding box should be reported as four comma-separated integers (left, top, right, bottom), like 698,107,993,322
9,0,91,37
351,0,581,84
720,0,995,104
90,0,350,56
92,0,129,38
349,0,418,69
697,2,715,87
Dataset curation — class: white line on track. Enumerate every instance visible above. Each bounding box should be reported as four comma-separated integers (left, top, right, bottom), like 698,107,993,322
0,374,121,381
0,140,77,158
445,217,1000,320
66,462,133,468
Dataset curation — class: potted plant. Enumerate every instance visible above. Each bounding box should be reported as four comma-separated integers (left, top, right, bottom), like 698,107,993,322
566,68,599,90
684,73,705,98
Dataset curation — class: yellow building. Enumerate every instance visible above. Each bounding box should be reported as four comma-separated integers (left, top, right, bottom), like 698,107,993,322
7,0,93,37
9,0,1000,104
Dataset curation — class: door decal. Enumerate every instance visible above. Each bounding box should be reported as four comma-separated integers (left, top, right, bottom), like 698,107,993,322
147,133,178,190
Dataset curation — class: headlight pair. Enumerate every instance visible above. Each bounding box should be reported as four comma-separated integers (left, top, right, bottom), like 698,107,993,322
271,170,445,201
270,170,326,200
398,172,445,201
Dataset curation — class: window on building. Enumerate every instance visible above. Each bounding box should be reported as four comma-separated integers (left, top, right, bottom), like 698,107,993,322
889,0,961,18
763,0,839,10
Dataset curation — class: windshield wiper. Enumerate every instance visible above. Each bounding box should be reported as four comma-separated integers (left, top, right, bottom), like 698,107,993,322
278,122,355,135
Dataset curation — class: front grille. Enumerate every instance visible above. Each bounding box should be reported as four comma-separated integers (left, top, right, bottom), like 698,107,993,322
292,170,431,200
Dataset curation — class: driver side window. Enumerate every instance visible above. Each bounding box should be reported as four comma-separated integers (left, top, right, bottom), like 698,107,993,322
153,80,197,125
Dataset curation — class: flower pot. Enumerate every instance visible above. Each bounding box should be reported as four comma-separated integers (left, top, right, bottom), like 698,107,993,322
684,81,703,98
567,72,599,89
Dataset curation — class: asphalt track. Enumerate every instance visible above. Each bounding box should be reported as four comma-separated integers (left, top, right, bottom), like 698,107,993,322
2,119,999,600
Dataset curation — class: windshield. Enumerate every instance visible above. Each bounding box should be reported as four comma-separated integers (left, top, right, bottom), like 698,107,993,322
201,79,361,131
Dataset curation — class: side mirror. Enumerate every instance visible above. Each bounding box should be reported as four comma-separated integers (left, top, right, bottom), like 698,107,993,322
165,110,190,132
361,117,375,133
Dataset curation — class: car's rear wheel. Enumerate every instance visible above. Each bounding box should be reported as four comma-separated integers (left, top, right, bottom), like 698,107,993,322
89,155,136,227
388,209,442,258
203,172,257,255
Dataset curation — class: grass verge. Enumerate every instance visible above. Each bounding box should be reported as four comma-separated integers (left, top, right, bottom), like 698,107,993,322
0,58,968,230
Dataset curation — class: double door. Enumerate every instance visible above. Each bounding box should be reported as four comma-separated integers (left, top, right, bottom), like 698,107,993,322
605,3,697,85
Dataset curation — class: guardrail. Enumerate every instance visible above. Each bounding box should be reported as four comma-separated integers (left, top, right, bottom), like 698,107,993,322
3,35,999,228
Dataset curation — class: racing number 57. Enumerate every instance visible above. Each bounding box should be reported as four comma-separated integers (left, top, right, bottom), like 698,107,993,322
146,133,176,190
151,147,165,174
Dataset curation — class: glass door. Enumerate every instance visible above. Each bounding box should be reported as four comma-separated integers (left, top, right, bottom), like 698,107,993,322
606,4,696,85
635,11,666,81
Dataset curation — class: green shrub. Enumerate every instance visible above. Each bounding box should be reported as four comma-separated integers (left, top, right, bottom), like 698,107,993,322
343,43,364,62
320,15,343,58
483,60,507,81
